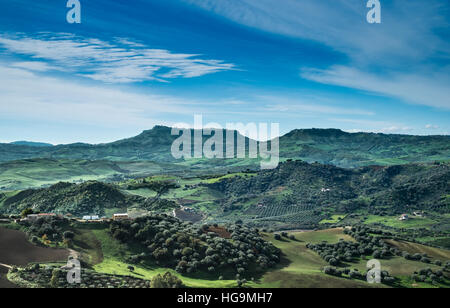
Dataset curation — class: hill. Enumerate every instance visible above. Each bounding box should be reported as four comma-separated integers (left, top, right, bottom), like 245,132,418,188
174,160,450,229
0,181,143,216
3,160,448,230
0,127,448,168
0,158,189,191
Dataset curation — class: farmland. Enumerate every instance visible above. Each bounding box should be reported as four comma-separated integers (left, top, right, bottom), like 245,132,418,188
1,217,449,288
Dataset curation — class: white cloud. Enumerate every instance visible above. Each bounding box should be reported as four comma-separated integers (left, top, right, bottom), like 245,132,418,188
187,0,450,110
0,33,236,83
0,63,199,129
331,118,413,134
425,124,440,129
197,94,376,117
301,66,450,109
11,61,60,72
186,0,449,65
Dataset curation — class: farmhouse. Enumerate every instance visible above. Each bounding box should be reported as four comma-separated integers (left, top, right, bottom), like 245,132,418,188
113,213,129,220
82,215,100,221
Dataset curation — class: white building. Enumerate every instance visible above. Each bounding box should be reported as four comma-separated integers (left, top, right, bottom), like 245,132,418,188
113,213,129,220
82,215,100,221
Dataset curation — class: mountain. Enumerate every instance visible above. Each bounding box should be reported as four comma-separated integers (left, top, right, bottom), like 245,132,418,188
279,129,450,167
0,126,449,168
10,141,53,147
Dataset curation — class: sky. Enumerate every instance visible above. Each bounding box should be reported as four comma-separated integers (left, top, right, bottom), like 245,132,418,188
0,0,449,144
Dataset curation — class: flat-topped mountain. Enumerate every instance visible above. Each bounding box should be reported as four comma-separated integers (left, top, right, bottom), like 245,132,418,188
0,126,448,168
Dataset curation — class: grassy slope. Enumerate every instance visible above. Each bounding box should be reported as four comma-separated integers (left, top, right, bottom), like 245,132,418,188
248,229,378,288
363,215,438,229
320,215,346,224
0,159,185,191
249,229,450,288
87,226,375,288
73,225,237,288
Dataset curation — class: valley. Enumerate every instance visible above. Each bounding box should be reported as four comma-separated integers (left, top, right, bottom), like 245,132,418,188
0,127,449,289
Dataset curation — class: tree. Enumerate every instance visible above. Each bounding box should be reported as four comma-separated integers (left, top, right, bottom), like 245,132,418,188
21,208,34,218
151,272,183,288
63,231,75,240
50,269,60,288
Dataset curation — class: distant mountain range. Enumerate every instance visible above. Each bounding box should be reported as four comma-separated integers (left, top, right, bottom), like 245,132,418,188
1,126,449,168
10,141,53,147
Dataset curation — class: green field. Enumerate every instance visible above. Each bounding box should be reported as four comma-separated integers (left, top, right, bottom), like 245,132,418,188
320,215,346,224
0,159,187,191
363,215,437,229
249,229,450,288
247,229,378,288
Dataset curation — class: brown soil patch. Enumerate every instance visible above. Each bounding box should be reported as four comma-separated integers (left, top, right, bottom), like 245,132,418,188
207,226,232,239
0,227,69,266
174,209,203,223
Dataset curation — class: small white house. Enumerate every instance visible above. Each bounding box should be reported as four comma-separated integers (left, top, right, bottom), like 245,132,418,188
82,215,100,221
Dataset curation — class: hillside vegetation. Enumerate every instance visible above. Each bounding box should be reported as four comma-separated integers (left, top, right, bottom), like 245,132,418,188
201,160,450,228
0,158,187,191
1,160,449,232
0,181,178,216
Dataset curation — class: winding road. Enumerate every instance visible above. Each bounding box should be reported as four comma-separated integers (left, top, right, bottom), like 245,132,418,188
0,263,12,269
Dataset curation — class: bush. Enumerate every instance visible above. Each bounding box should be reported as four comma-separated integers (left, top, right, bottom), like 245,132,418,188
151,272,183,288
63,231,75,240
420,257,431,264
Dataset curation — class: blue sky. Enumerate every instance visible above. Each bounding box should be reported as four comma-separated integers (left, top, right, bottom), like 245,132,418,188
0,0,449,144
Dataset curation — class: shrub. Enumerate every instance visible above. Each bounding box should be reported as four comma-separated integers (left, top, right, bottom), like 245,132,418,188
151,272,183,288
63,231,75,240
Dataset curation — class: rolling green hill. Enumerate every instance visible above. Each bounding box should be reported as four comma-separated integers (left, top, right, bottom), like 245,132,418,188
0,180,177,216
2,160,448,232
197,160,450,228
0,158,192,191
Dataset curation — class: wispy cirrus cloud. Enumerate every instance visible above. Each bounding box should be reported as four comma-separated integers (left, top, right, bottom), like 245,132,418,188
187,0,450,110
0,33,236,83
186,0,449,65
301,66,450,109
0,63,196,129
